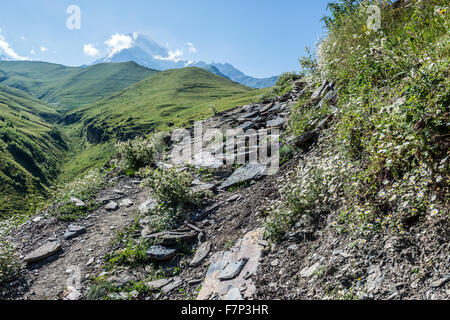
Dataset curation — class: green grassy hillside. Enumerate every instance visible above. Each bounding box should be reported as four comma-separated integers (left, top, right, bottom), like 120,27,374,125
0,84,68,218
61,67,268,180
265,0,449,240
0,61,159,111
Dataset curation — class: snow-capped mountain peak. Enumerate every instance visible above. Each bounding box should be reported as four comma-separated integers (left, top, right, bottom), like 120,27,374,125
94,33,278,88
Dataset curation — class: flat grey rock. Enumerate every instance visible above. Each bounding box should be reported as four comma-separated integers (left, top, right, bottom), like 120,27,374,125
322,88,337,104
192,183,215,193
293,131,318,147
237,121,255,131
108,272,136,287
300,262,320,278
366,266,385,293
332,250,352,258
193,151,224,169
226,195,240,202
268,103,285,113
219,258,248,281
105,201,119,211
267,117,287,128
223,287,244,300
138,198,157,214
70,197,85,208
97,195,120,203
240,110,259,119
32,216,43,223
120,198,134,207
23,241,62,263
146,278,173,290
311,80,329,101
64,288,82,300
64,225,86,240
220,163,267,190
213,168,233,179
161,278,183,293
86,257,95,266
146,245,177,261
270,259,279,267
145,231,198,246
190,242,211,267
431,276,450,288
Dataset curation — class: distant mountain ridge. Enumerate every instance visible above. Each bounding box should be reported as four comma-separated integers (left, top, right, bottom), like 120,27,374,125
0,61,158,111
191,62,278,89
94,33,278,89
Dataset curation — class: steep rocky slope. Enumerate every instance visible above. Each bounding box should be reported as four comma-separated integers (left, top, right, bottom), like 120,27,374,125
1,76,447,300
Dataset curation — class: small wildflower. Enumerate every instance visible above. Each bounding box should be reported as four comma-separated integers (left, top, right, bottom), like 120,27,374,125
430,209,439,217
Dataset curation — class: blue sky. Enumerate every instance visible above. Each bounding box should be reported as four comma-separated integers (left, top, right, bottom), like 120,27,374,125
0,0,330,78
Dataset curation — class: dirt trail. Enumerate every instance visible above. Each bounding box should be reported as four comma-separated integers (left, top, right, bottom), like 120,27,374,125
2,82,305,300
12,179,149,300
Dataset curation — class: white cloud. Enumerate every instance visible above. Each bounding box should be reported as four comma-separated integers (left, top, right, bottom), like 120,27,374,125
186,42,197,54
40,46,48,52
0,33,30,61
83,43,100,57
105,33,134,58
153,49,184,63
20,36,26,40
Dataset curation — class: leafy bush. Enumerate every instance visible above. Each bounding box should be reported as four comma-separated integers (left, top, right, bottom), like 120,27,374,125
55,201,96,222
87,279,117,300
139,205,178,232
55,169,106,202
0,240,22,283
141,167,197,213
261,72,302,100
116,132,168,172
288,96,332,137
265,148,349,240
51,169,105,221
104,240,148,269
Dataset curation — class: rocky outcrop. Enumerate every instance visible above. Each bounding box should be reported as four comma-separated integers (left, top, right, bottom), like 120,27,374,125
23,241,62,264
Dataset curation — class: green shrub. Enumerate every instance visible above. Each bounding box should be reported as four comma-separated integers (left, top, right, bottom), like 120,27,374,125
0,240,22,283
261,72,302,100
87,279,116,300
55,169,106,202
104,240,148,269
116,132,168,171
288,97,332,137
54,200,99,222
141,167,197,213
139,205,178,232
